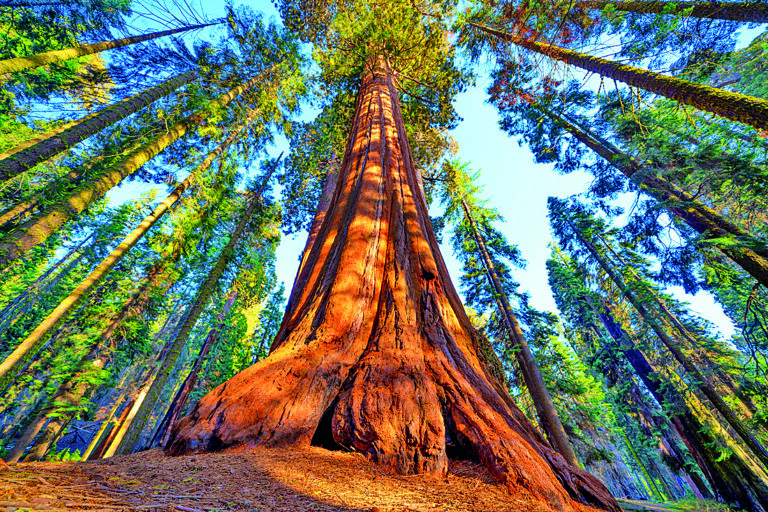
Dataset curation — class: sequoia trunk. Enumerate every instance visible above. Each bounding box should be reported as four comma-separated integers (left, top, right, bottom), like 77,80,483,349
166,60,620,512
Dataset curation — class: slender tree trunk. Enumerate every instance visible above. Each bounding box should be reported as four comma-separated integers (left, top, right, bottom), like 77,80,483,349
471,22,768,130
538,104,768,288
582,0,768,23
570,220,768,473
0,64,277,270
593,298,768,509
0,115,252,391
597,233,759,419
166,59,620,512
116,160,279,456
460,197,578,466
0,71,198,182
4,264,167,462
154,291,238,448
81,377,134,461
0,22,219,76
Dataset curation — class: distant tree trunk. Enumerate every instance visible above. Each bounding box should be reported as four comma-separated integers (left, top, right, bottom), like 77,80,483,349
0,64,277,270
0,22,219,75
593,299,768,508
460,197,578,466
0,70,198,182
166,58,620,512
116,161,279,455
153,291,238,448
570,220,768,474
0,116,252,391
581,0,768,23
470,22,768,130
4,263,169,462
538,104,768,289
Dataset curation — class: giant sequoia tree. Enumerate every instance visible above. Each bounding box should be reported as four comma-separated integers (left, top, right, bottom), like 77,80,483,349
165,3,619,511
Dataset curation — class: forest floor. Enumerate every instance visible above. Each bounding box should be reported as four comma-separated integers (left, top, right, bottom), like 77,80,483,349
0,445,589,511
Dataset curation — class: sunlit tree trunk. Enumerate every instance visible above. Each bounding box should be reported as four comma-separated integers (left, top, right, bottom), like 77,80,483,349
116,163,279,455
0,122,250,391
581,0,768,23
460,197,578,466
0,71,198,182
0,65,277,270
0,22,218,75
470,22,768,130
166,58,620,512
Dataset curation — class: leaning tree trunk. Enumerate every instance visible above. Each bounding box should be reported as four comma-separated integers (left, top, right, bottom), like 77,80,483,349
460,197,578,466
470,22,768,130
581,0,768,23
166,59,620,512
0,116,251,391
116,162,278,455
571,221,768,473
593,299,768,509
0,64,277,270
0,22,218,75
0,70,198,182
3,262,173,463
154,291,238,448
538,104,768,289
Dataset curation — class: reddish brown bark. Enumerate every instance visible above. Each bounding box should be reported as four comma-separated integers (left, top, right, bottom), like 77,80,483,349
167,61,620,512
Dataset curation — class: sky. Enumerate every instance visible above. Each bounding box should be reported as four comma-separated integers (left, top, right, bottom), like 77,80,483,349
112,0,738,340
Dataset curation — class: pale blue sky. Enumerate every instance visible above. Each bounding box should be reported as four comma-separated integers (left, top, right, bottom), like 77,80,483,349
111,0,737,340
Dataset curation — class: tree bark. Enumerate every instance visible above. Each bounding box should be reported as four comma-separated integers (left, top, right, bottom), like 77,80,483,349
0,22,218,76
471,22,768,130
460,197,579,466
115,161,279,455
581,0,768,23
538,104,768,288
166,60,620,512
0,65,277,270
571,220,768,474
0,70,198,182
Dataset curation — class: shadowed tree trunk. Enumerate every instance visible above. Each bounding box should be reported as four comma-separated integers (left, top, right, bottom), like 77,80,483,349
594,298,768,509
459,196,578,466
166,59,620,512
571,221,768,471
154,291,238,448
470,22,768,130
0,22,218,75
581,0,768,23
537,103,768,288
0,70,198,182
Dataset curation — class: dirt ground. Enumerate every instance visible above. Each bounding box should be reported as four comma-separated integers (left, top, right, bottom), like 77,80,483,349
0,446,558,511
